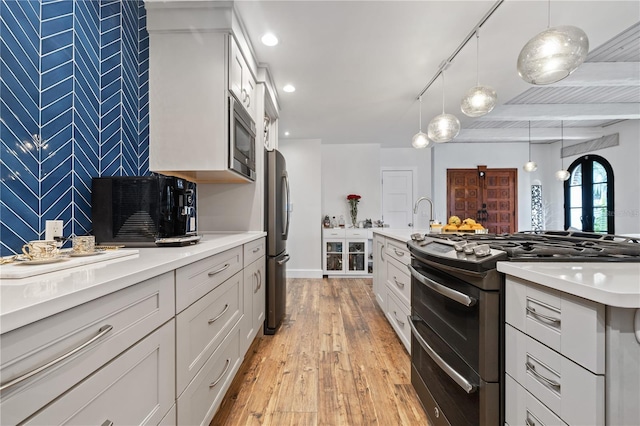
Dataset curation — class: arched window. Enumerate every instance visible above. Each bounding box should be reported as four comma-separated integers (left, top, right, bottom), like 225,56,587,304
564,155,614,234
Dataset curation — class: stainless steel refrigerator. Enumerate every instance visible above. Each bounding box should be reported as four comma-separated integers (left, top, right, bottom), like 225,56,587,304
264,149,290,334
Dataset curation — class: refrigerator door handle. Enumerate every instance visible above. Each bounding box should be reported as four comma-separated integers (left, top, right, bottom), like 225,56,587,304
282,171,291,239
277,253,291,265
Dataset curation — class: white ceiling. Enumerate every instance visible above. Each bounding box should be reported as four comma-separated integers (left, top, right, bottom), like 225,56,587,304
234,0,640,147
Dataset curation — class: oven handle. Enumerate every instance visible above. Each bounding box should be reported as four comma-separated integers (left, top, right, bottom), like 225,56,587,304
408,265,477,307
408,316,477,394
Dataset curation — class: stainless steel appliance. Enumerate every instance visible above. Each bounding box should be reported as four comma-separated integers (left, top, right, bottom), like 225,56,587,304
92,175,197,246
264,149,291,334
229,93,256,181
407,231,640,426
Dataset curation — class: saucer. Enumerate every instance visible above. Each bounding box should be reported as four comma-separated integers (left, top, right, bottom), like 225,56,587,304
68,251,104,257
16,256,68,265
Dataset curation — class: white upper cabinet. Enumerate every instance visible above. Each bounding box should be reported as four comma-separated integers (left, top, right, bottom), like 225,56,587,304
145,1,261,183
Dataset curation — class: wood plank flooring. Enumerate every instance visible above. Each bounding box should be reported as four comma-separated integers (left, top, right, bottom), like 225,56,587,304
211,278,430,425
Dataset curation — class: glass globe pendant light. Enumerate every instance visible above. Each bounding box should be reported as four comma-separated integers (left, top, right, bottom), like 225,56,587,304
461,30,497,117
555,121,570,181
523,121,538,172
428,71,460,143
411,96,432,149
517,0,589,85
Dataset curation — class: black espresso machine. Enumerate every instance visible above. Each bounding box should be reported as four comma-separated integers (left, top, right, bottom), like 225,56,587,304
92,175,198,246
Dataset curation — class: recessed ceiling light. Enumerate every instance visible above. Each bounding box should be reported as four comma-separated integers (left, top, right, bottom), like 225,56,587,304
284,131,290,136
261,33,278,47
283,84,295,93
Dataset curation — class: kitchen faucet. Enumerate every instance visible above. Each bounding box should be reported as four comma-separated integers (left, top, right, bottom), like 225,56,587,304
413,197,434,225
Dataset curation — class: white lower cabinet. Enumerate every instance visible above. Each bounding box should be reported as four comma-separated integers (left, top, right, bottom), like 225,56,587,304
385,290,411,351
25,320,175,425
176,271,243,395
0,273,174,425
505,275,606,426
242,255,266,355
177,327,242,426
372,234,386,310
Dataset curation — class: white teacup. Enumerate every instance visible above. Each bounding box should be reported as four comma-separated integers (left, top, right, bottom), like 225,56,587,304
22,240,59,260
72,236,95,254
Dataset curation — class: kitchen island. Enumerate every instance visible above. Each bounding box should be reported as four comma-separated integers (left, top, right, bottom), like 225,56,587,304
0,232,266,426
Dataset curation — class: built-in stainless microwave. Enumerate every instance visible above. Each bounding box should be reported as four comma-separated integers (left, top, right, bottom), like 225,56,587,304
229,93,256,181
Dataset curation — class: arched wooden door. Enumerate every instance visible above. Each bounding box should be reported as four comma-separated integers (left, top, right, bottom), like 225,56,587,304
447,166,518,234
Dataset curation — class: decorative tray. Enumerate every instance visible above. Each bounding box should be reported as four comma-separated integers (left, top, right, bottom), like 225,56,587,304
0,249,139,279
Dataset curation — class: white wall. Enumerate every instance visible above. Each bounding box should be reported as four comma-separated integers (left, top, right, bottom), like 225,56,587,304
321,144,381,225
432,142,532,231
279,139,323,278
535,120,640,234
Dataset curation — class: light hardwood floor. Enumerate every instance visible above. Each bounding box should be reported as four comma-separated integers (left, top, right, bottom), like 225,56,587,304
211,277,430,425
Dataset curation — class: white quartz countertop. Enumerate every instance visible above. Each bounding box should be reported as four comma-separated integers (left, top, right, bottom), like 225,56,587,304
498,261,640,308
0,232,266,334
372,228,428,243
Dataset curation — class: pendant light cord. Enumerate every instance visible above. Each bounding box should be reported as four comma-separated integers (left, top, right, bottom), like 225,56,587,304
476,31,480,86
441,72,446,114
528,121,532,161
547,0,551,29
418,96,423,131
560,120,564,168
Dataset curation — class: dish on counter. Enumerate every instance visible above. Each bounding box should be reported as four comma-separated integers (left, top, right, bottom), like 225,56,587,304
14,256,68,265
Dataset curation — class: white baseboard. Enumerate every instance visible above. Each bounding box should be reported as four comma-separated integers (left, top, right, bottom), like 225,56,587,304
286,269,323,279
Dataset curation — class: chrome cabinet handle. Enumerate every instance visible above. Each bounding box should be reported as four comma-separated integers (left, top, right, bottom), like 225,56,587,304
526,361,561,389
393,276,405,288
209,359,231,389
408,316,476,394
254,271,260,293
526,306,561,325
102,421,114,426
408,265,477,307
208,304,229,324
393,248,405,256
252,247,260,253
208,263,231,276
0,325,113,392
380,244,385,261
393,311,405,326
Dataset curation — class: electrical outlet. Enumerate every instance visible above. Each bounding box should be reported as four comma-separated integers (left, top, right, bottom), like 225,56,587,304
45,220,63,241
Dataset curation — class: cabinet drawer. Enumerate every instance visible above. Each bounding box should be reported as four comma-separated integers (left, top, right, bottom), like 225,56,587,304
323,228,345,238
386,256,410,306
177,326,242,426
0,273,174,425
386,290,411,353
243,237,266,267
176,271,242,395
505,276,605,374
176,246,243,313
25,320,175,426
385,238,410,265
505,324,604,426
505,373,568,426
345,229,368,238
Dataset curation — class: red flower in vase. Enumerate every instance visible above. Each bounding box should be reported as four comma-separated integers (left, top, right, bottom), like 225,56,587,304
346,194,361,201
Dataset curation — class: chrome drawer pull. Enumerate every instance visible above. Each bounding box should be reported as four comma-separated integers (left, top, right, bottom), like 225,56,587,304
526,361,561,389
208,263,230,276
526,307,561,325
393,311,405,326
408,316,476,394
408,265,477,307
209,359,231,389
102,421,114,426
0,325,113,392
252,247,260,253
257,269,262,290
393,276,405,288
380,244,385,261
208,304,229,324
393,248,405,256
254,271,260,293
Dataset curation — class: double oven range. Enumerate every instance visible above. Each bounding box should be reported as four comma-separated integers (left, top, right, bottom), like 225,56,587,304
406,231,640,426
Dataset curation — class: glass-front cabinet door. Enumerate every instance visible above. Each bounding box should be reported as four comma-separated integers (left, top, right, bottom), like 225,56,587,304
346,239,367,274
324,240,344,273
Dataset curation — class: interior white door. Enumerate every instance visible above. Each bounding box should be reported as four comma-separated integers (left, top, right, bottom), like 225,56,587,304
382,170,414,228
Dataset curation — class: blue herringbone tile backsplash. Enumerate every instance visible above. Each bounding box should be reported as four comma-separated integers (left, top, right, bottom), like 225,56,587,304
0,0,149,256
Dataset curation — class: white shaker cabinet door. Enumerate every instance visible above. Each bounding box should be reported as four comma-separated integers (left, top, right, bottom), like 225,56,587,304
25,320,175,426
